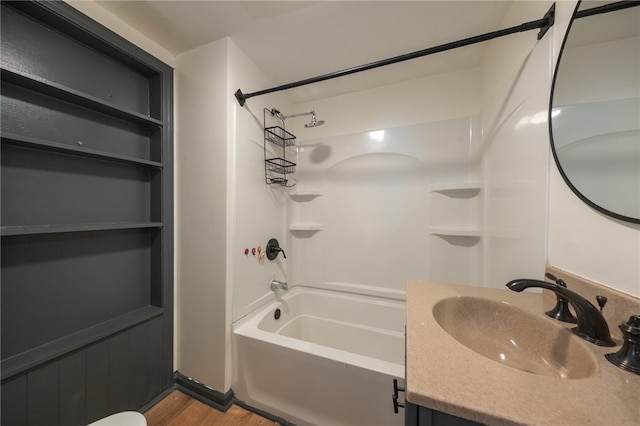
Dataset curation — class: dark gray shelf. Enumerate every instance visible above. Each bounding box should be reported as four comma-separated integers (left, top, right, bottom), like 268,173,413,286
0,306,163,380
1,222,163,237
1,2,174,421
1,132,163,168
0,66,163,127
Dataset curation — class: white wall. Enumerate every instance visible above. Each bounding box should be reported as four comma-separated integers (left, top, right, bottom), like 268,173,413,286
290,69,482,291
292,68,480,138
290,116,480,291
176,37,294,392
174,39,229,391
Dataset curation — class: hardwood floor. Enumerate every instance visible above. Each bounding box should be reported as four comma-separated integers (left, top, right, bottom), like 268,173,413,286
145,390,280,426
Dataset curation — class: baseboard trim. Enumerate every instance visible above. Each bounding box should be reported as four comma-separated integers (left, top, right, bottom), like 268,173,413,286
140,386,176,413
174,371,235,412
234,399,297,426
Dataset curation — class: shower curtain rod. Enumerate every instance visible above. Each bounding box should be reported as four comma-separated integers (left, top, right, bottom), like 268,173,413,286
234,3,555,106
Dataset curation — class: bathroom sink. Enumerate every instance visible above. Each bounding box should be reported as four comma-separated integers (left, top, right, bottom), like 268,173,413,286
432,296,597,379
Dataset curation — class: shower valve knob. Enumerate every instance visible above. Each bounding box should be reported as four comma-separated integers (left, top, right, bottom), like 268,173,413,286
266,238,286,260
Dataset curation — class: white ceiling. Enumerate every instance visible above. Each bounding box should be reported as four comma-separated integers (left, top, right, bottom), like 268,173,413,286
96,1,520,103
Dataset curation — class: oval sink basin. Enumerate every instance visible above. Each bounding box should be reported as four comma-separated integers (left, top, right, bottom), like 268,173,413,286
432,296,597,379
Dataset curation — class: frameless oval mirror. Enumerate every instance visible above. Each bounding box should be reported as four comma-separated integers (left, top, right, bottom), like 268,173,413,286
550,1,640,224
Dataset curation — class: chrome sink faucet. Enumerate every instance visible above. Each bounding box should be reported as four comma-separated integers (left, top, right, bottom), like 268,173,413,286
506,279,615,347
270,279,288,291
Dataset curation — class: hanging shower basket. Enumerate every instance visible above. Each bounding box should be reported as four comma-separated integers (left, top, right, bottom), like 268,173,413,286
264,109,296,187
265,157,296,175
265,126,296,147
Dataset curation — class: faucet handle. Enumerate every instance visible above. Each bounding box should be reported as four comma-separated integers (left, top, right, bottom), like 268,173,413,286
596,295,608,312
545,272,566,287
266,238,287,260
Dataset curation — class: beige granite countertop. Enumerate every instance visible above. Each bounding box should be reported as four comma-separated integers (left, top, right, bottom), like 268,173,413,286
406,280,640,426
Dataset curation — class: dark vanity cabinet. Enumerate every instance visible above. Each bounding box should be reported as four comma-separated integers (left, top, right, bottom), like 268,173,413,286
405,401,485,426
1,2,173,424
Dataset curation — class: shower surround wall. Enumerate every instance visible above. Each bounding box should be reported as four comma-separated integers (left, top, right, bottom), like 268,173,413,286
479,0,553,287
291,49,552,292
288,117,482,291
289,68,483,294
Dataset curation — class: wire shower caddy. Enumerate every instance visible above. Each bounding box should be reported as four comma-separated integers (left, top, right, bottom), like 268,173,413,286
264,108,296,187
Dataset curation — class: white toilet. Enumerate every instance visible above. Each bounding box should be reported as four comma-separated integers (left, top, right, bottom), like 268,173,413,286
87,411,147,426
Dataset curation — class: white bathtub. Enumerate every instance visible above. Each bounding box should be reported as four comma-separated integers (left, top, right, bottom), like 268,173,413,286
232,285,406,426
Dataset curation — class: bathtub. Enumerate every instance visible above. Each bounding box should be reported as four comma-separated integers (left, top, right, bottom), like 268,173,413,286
232,285,406,426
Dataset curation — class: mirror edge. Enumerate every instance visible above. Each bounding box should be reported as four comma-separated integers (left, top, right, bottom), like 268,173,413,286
548,0,640,225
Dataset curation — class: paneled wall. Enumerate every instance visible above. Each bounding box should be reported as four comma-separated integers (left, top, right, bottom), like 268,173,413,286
1,2,174,424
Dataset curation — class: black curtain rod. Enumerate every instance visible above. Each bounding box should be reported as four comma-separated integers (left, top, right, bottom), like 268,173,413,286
234,3,555,106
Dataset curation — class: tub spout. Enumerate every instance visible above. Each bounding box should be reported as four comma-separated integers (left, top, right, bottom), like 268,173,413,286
270,279,288,291
506,278,615,346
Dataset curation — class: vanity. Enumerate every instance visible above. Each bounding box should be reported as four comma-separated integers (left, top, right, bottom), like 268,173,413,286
405,277,640,426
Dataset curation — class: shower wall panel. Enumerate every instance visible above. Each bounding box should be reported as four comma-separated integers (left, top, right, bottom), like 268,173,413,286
289,117,481,293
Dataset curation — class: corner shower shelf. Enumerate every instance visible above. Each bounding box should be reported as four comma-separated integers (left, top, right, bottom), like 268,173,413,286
289,188,323,199
430,226,482,238
429,182,481,195
429,180,482,241
289,223,323,232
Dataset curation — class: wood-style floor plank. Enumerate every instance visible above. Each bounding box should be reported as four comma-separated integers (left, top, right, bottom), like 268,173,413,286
144,390,280,426
144,391,192,426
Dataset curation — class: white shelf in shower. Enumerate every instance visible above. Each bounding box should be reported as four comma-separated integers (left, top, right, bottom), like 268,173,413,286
430,226,482,238
289,223,323,232
289,188,323,200
429,182,481,195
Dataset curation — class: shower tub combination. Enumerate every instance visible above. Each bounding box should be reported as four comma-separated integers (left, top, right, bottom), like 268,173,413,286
232,285,406,426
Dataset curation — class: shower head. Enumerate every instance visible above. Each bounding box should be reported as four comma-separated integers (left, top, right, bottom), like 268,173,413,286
305,113,324,128
274,109,325,128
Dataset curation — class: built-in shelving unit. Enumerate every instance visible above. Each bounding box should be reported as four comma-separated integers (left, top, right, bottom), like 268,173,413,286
1,306,163,380
1,132,163,168
1,2,174,422
1,67,163,127
0,222,163,237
